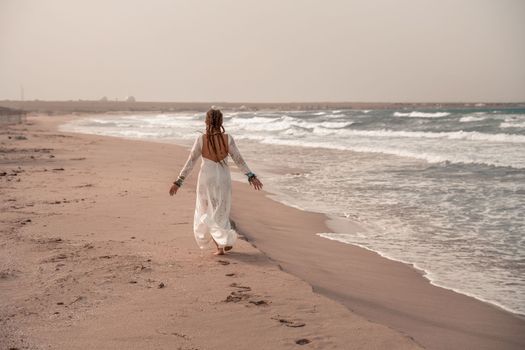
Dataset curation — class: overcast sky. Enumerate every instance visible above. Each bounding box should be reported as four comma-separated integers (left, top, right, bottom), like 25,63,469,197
1,0,524,102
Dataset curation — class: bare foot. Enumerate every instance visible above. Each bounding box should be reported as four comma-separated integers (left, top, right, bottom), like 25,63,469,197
214,248,225,255
224,246,233,251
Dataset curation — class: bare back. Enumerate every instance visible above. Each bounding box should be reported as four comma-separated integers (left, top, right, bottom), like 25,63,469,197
202,133,229,162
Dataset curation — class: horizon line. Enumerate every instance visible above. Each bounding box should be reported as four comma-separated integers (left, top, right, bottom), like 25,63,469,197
2,99,525,105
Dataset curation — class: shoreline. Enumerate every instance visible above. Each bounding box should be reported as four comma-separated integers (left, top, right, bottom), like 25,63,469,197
229,183,525,350
60,111,524,319
59,113,525,349
321,218,524,318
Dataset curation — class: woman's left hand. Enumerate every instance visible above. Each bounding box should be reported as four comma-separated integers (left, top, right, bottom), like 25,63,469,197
250,177,263,191
169,183,179,196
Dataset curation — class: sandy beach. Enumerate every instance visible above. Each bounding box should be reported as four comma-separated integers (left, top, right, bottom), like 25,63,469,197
1,115,422,350
1,114,524,350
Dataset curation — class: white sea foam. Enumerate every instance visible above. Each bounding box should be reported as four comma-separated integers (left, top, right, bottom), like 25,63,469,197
61,113,525,168
338,146,489,166
333,129,525,143
393,111,451,118
230,116,352,133
281,126,309,137
318,121,353,129
249,137,524,168
459,115,488,122
229,116,525,143
299,128,525,144
229,116,289,131
500,121,525,128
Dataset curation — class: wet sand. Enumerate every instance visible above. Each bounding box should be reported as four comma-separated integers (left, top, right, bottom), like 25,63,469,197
231,189,525,350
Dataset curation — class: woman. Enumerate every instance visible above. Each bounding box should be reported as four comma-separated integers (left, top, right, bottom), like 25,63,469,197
169,108,263,255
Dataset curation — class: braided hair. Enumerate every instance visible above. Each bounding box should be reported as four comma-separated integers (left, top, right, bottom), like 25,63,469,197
205,108,227,166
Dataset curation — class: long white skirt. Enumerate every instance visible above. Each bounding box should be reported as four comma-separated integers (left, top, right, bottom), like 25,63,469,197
193,158,237,249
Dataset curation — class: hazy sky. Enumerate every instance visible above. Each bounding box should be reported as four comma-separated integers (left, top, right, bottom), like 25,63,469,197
1,0,524,102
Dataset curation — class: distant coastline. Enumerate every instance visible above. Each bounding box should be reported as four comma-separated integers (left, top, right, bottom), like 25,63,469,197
1,99,524,114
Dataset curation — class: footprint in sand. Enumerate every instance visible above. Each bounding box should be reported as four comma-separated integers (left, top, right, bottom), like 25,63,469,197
225,284,270,306
34,237,62,244
229,282,251,291
98,255,115,259
44,253,68,263
19,219,32,225
224,291,251,303
295,338,311,345
271,316,306,328
0,268,20,280
217,260,230,265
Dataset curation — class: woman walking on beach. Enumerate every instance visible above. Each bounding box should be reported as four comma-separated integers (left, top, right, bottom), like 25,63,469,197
169,108,263,255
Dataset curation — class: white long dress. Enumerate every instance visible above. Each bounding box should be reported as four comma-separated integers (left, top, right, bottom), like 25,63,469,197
177,133,252,249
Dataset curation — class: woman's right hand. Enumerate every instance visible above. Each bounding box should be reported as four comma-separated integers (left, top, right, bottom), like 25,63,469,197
250,177,263,191
169,183,179,196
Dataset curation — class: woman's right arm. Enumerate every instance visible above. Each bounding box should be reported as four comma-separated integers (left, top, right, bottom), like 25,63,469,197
228,135,263,190
170,135,202,195
178,135,202,180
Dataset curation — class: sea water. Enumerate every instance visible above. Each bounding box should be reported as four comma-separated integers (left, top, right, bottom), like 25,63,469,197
61,108,525,315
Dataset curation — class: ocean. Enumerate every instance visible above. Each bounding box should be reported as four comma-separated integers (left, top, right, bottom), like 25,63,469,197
60,107,525,315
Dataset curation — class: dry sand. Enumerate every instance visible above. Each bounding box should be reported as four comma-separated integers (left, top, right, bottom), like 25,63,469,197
1,115,422,349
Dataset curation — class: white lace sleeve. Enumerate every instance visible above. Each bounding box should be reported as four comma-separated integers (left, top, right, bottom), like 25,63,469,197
228,134,252,174
178,135,202,179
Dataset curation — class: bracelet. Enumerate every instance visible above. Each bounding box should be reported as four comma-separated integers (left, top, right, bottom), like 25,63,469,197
174,175,185,187
245,172,256,182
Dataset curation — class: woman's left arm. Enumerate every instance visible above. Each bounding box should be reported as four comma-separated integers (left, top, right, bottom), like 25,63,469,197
228,134,263,191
